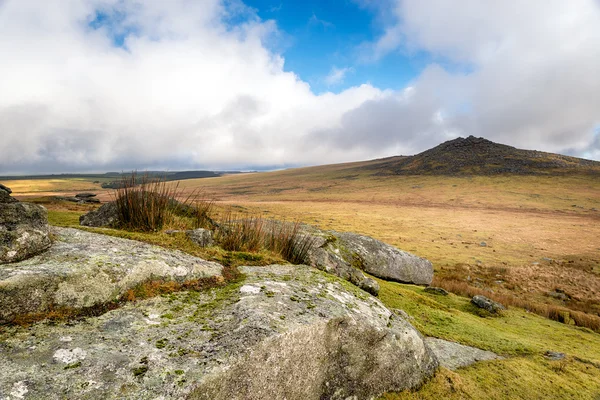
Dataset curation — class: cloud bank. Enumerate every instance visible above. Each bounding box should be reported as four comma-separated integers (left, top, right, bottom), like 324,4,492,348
1,0,599,174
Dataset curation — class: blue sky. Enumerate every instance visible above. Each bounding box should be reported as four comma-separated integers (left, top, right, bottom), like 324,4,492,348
245,0,426,93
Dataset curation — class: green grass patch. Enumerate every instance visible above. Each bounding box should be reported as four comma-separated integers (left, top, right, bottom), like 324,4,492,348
48,210,82,227
376,278,600,399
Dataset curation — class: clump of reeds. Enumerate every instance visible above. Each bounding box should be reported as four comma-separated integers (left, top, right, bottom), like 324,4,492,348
214,210,265,252
214,211,317,264
112,172,175,232
111,172,215,232
264,220,318,265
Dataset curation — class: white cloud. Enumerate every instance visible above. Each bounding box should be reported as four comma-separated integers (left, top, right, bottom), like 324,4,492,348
348,0,600,156
1,0,599,174
0,0,384,173
324,66,353,86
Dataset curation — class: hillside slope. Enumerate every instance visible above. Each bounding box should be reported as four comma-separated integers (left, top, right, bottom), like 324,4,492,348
363,136,600,176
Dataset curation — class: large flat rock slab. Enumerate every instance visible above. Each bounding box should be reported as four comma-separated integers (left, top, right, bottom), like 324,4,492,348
0,227,223,324
0,265,438,399
308,229,434,295
425,337,503,370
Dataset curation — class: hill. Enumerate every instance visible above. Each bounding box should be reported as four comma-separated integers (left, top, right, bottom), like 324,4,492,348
362,135,600,176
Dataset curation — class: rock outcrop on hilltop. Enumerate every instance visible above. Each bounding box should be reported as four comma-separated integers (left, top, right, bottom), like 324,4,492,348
0,184,52,264
368,135,600,176
0,264,438,399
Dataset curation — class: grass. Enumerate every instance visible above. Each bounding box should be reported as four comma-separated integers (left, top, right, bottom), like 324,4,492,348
374,278,600,399
214,210,266,252
214,210,318,264
9,165,600,398
431,277,600,332
112,172,182,232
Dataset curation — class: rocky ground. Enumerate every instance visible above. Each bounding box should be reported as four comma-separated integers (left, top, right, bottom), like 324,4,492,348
0,188,504,399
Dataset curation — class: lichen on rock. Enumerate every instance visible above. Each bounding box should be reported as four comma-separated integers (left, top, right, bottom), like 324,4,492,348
1,187,52,264
0,227,223,324
0,264,438,399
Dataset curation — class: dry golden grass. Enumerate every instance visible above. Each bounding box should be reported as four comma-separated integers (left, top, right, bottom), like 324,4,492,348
6,164,600,320
172,166,600,320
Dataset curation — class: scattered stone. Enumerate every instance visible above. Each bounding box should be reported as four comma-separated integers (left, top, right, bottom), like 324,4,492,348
0,183,12,194
0,227,223,324
425,338,503,370
424,287,449,296
55,195,101,204
79,202,118,227
479,241,487,247
186,228,213,247
0,184,17,203
75,193,97,198
1,191,52,264
471,295,506,314
165,229,185,235
548,289,571,301
0,264,438,399
544,351,566,361
358,277,380,296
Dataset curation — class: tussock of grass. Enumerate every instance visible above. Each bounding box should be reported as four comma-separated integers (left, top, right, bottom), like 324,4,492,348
264,220,318,265
214,210,317,264
112,172,215,232
215,210,265,252
113,172,178,232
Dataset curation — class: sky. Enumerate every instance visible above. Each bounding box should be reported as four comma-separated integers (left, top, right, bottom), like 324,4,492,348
1,0,599,174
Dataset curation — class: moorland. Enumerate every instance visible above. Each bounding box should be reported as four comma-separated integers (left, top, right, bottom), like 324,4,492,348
3,136,600,399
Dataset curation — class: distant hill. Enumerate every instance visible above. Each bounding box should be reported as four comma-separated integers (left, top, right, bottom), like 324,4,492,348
0,170,239,189
361,136,600,176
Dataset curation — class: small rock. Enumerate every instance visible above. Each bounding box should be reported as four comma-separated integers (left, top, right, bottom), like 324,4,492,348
548,289,571,301
186,228,213,247
1,195,52,263
75,193,97,198
479,242,487,247
0,183,12,194
79,202,118,227
471,295,505,314
425,338,503,370
424,287,449,296
359,278,380,296
544,351,566,361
